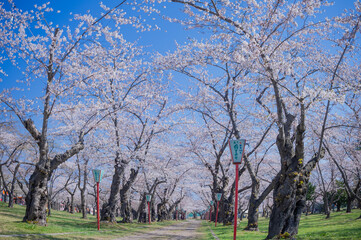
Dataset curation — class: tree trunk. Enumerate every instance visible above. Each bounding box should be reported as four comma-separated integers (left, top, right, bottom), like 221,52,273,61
120,193,132,223
70,194,74,214
137,194,147,223
157,202,168,222
324,194,331,219
221,190,234,225
245,164,279,231
77,156,88,219
244,163,260,230
151,202,156,222
346,196,353,213
23,170,49,226
101,164,124,222
7,163,20,208
80,189,87,218
119,168,139,223
246,200,259,231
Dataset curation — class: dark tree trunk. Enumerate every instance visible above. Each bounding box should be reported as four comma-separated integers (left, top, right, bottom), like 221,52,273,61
101,164,124,222
266,104,324,239
70,195,74,214
119,168,139,223
120,193,132,223
157,202,168,222
80,189,87,218
8,163,20,208
77,157,88,219
245,171,260,231
324,194,331,219
23,170,49,226
23,131,84,224
245,161,279,231
151,202,156,222
346,196,353,213
246,201,259,230
221,190,234,225
137,193,147,223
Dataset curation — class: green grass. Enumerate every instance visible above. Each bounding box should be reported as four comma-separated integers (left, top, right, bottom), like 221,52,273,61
203,209,361,239
2,202,361,239
0,202,178,239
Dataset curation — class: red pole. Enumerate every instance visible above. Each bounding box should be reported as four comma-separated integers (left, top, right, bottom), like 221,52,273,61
97,182,100,231
148,201,151,224
234,163,239,240
215,201,219,227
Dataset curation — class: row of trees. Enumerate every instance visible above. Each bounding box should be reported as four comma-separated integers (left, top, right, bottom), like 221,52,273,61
1,0,360,239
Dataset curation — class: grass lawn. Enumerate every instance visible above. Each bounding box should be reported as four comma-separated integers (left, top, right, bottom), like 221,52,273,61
203,209,361,239
0,201,177,239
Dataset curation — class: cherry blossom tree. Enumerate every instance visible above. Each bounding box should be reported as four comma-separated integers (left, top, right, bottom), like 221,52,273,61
0,0,146,225
161,0,361,238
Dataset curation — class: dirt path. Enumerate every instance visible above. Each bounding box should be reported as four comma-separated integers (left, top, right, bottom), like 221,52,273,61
113,219,204,240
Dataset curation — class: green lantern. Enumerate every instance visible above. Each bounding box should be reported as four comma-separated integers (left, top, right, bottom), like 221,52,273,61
216,193,222,201
146,194,152,202
92,169,103,183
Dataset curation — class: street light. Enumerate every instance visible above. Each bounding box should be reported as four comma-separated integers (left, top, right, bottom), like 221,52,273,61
92,169,103,231
146,194,152,224
229,139,246,240
215,193,222,227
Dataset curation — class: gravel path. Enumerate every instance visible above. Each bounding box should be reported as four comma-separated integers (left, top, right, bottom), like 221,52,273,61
113,219,204,240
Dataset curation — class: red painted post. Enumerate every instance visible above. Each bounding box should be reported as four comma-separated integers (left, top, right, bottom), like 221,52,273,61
97,182,100,231
234,163,239,240
215,201,220,227
148,201,151,224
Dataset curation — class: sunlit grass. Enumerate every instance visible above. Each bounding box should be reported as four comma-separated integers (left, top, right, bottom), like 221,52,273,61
203,209,361,239
2,201,360,239
0,201,177,239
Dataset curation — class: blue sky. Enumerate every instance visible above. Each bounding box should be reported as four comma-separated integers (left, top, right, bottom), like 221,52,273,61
8,0,194,53
0,0,358,93
6,0,356,55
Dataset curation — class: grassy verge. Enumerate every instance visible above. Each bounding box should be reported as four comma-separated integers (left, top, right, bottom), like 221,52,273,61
203,209,361,239
0,202,177,239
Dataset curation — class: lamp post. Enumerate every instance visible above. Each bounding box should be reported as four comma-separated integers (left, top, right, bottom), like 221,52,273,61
146,194,152,224
229,139,246,240
215,193,222,227
92,169,103,231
